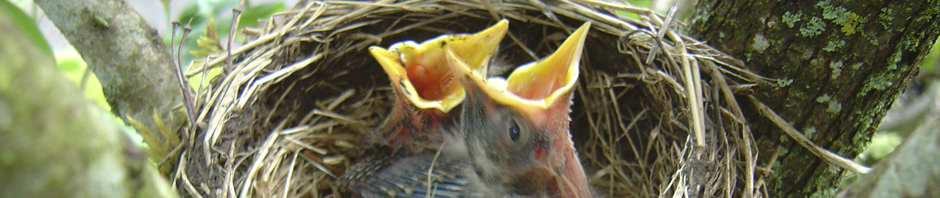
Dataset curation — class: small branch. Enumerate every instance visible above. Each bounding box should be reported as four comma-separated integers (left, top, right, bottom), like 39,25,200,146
170,21,197,129
225,1,246,74
748,96,870,173
34,0,186,167
0,16,177,198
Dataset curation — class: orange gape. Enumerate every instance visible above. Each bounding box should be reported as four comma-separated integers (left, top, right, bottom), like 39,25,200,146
405,61,457,101
340,20,509,197
366,20,508,151
446,22,592,197
343,20,593,198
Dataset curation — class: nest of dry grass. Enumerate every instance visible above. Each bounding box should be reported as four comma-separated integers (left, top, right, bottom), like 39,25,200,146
175,0,781,197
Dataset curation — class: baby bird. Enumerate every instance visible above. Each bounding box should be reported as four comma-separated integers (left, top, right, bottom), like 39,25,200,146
445,22,592,198
340,20,509,197
367,20,509,152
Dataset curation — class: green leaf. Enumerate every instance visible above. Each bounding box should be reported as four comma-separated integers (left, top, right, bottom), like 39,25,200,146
198,0,238,17
191,21,223,58
921,37,939,74
177,3,204,26
0,0,52,59
171,1,286,66
162,0,171,22
239,2,285,28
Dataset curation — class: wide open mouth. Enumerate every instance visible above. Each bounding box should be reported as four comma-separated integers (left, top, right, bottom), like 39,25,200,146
444,21,590,125
444,21,592,198
369,20,509,113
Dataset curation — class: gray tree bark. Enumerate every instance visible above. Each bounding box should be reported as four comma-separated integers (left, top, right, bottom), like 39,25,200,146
0,13,177,198
690,0,940,196
33,0,186,172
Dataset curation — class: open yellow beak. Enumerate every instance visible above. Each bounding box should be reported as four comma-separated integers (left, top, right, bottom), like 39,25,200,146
446,22,592,198
369,20,509,113
462,22,589,126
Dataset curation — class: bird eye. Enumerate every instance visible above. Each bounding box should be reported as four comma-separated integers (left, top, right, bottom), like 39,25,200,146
509,119,521,142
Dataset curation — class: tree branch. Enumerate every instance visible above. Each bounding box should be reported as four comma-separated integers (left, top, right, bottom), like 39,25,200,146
0,13,177,198
33,0,185,169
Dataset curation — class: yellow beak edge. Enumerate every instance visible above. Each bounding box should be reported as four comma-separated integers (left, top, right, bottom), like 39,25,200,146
447,22,591,120
368,20,510,112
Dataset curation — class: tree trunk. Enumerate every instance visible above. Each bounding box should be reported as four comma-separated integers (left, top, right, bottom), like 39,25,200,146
690,0,940,197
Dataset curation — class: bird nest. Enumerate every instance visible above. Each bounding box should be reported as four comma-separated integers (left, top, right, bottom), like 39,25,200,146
178,0,772,197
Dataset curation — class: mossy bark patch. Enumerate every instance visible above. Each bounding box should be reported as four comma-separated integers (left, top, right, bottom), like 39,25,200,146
690,0,940,196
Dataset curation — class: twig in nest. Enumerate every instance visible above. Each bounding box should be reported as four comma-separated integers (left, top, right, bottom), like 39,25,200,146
175,150,205,198
225,0,246,74
748,95,871,173
301,150,340,178
170,20,197,129
426,140,448,198
282,151,300,198
239,117,290,198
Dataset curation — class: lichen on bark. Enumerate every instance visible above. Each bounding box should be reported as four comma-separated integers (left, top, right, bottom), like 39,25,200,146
690,0,940,196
